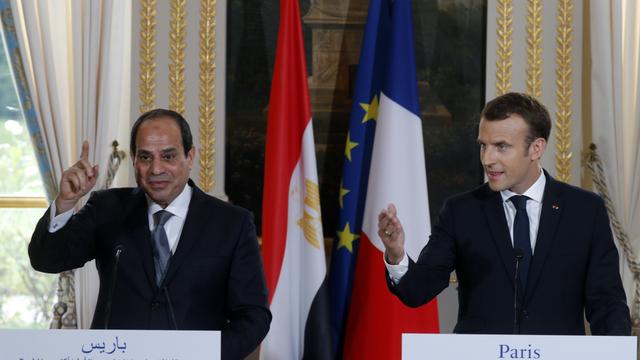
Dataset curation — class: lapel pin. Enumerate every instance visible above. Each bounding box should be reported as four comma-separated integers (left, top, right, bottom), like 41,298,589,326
552,204,559,210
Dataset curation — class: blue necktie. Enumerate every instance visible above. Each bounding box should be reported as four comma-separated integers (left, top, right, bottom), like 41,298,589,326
510,195,531,289
152,210,173,286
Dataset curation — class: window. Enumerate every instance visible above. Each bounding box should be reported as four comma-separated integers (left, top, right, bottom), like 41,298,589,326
0,25,56,329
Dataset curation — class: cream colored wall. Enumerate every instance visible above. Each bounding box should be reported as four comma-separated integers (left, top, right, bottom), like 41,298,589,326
130,0,228,199
486,0,586,187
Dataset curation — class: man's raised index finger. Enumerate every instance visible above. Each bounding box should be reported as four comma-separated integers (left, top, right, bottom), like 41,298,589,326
80,140,90,161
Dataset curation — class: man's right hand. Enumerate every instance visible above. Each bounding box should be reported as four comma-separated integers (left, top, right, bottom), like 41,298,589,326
378,203,405,265
54,141,99,214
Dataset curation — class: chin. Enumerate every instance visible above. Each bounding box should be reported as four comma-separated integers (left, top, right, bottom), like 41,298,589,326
488,182,507,192
146,191,168,203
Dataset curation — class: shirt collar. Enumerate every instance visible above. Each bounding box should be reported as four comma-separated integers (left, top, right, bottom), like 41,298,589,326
146,183,193,220
500,168,546,204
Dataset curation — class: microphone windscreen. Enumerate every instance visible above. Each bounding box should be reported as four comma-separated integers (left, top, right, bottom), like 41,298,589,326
514,248,524,260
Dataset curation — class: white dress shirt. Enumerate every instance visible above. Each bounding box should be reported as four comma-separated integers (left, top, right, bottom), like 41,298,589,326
385,170,546,284
49,184,193,254
146,185,192,253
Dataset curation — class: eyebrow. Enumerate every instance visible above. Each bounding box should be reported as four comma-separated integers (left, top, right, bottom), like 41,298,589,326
476,139,511,147
136,148,178,155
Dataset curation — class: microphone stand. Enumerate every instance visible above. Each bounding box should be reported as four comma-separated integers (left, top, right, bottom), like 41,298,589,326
513,249,524,334
104,245,124,329
159,258,178,330
163,285,178,330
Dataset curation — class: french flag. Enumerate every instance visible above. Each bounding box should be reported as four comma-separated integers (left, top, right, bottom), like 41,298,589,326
338,0,440,358
260,0,331,359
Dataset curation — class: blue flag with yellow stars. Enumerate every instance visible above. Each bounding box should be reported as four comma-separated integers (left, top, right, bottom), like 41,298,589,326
328,0,390,356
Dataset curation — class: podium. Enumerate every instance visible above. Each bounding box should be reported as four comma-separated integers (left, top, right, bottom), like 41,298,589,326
0,329,220,359
403,333,637,360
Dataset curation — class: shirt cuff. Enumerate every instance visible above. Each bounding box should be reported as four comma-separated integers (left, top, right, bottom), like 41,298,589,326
48,202,74,233
384,251,409,285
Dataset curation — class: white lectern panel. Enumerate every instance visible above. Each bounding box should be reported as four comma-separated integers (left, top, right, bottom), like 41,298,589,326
0,329,220,359
403,333,636,360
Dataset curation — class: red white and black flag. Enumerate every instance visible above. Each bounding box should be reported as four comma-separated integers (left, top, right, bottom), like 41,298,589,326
260,0,331,358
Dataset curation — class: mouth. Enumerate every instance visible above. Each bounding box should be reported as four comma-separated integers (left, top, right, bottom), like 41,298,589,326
486,170,504,181
148,180,171,190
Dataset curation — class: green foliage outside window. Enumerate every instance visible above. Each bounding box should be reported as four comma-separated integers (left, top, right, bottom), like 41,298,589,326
0,31,55,329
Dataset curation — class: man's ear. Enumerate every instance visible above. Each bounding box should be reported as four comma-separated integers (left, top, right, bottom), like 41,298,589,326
529,138,547,161
186,146,196,166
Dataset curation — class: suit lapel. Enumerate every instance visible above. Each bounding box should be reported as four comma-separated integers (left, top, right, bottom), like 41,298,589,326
126,189,157,290
482,188,517,289
525,173,563,298
163,184,205,285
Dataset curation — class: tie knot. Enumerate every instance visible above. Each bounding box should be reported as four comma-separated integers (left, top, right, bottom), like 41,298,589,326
154,210,173,226
510,195,529,211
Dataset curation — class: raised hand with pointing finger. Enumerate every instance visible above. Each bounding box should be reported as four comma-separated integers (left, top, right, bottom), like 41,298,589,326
55,141,99,214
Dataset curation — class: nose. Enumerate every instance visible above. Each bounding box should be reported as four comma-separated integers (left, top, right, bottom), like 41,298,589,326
481,147,496,167
150,157,164,175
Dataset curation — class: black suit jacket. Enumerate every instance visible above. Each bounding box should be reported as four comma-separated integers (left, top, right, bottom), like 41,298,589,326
389,172,630,335
29,180,271,359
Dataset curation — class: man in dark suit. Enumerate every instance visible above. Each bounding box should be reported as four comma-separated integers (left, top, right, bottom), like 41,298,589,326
29,109,271,359
378,93,631,335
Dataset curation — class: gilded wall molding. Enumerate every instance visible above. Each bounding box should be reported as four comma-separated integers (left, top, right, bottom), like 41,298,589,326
555,0,573,182
198,0,217,192
169,0,187,115
526,0,542,98
495,0,513,96
138,0,157,113
0,197,47,208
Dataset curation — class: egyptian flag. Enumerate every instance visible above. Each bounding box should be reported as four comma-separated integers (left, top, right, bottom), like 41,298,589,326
260,0,331,358
337,0,440,359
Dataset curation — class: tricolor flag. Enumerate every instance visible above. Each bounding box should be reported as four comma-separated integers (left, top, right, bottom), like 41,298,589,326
260,0,331,359
330,0,439,358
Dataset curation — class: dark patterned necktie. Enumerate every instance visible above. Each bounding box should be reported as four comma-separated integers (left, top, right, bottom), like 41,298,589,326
510,195,531,288
152,210,173,286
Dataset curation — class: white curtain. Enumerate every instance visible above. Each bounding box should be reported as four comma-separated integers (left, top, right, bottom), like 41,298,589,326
590,0,640,306
10,0,132,328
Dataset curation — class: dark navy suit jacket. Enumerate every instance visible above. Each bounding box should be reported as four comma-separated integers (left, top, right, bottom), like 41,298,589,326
30,180,271,359
389,172,631,335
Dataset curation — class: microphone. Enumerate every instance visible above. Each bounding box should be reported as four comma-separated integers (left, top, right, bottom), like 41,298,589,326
513,248,524,334
162,285,178,330
104,244,124,329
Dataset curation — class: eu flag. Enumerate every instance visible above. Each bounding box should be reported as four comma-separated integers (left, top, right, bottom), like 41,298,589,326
328,0,390,356
329,1,439,358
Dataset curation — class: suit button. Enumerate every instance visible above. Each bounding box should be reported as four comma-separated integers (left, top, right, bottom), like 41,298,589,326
151,302,159,310
522,310,529,318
